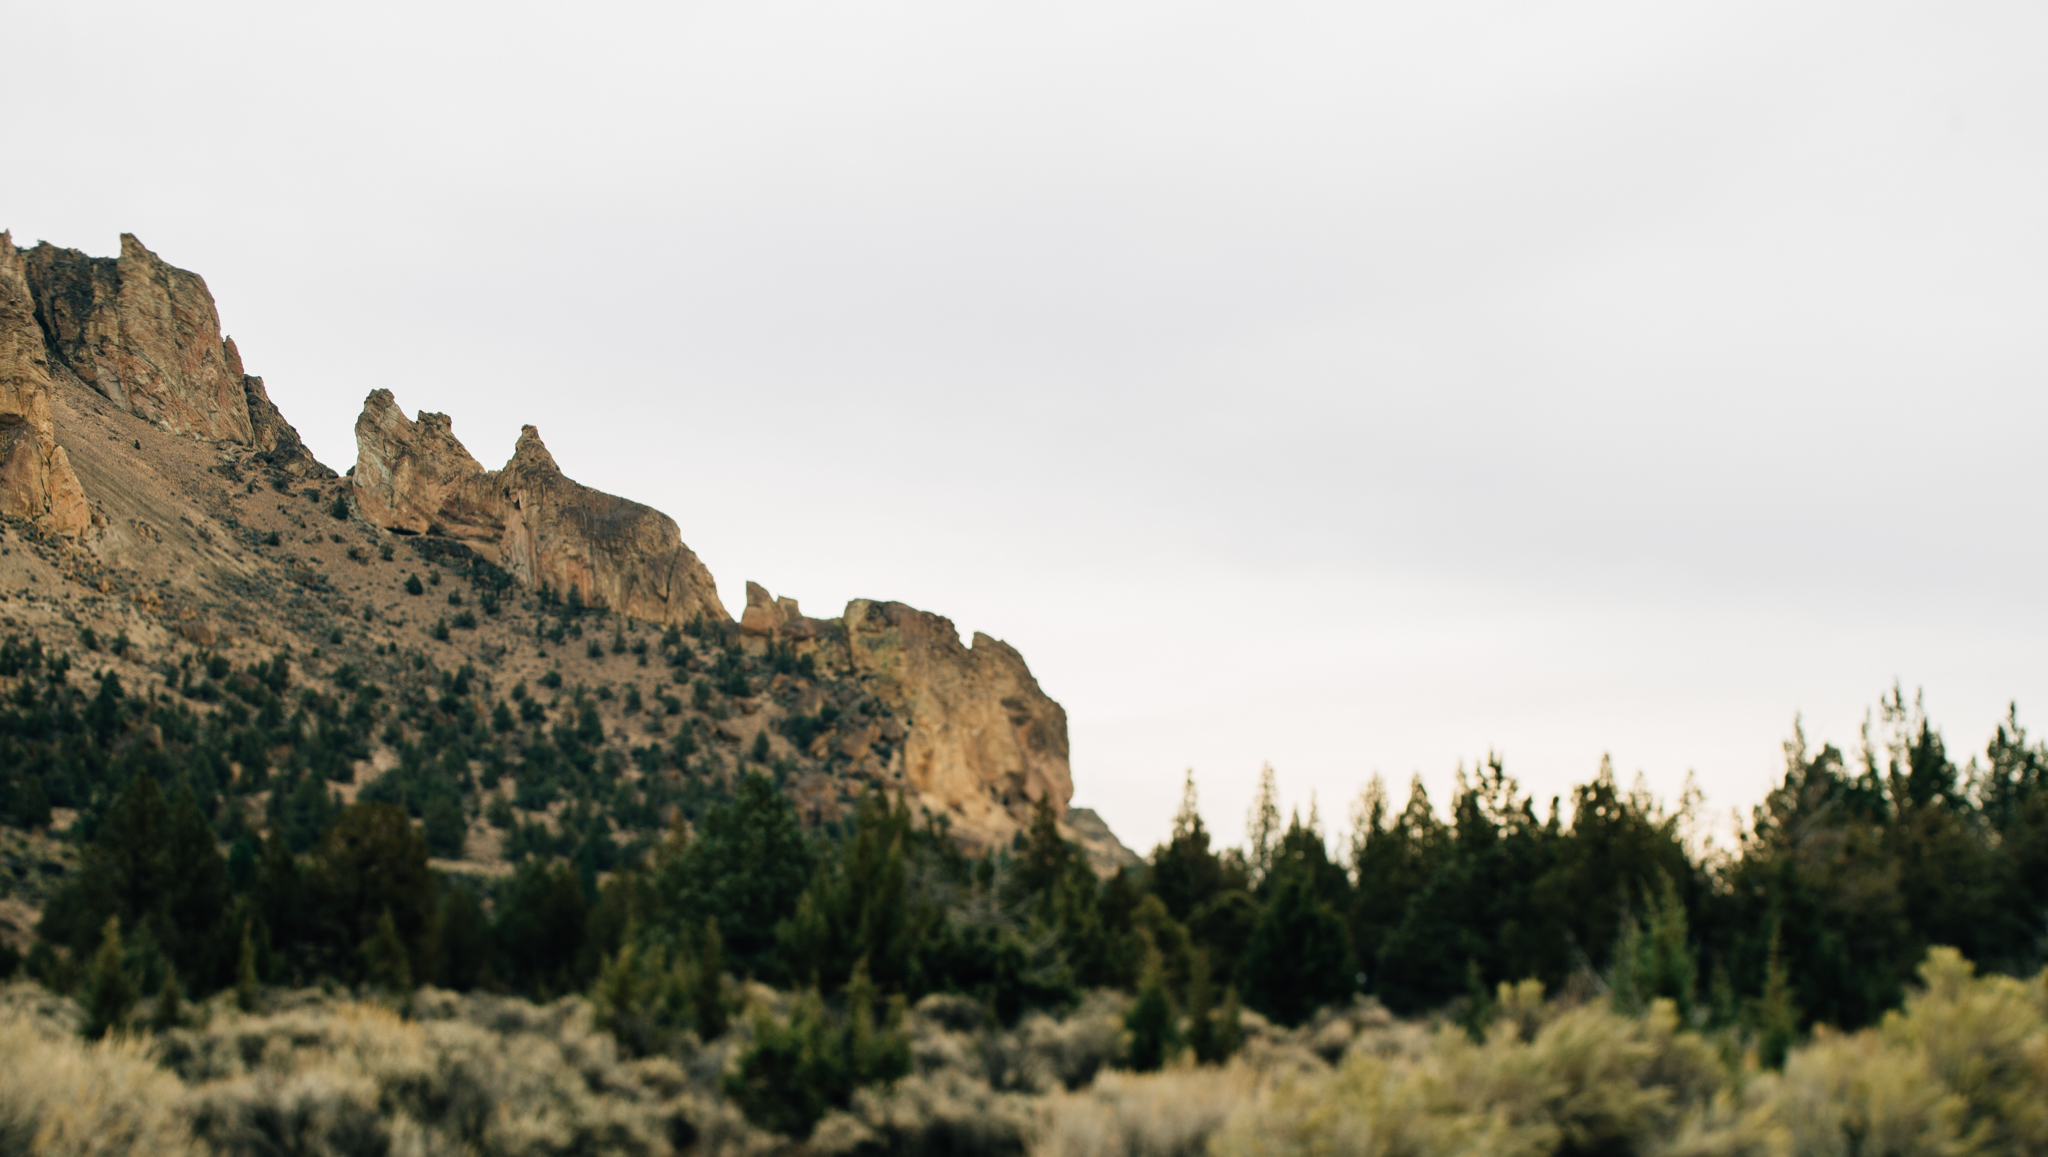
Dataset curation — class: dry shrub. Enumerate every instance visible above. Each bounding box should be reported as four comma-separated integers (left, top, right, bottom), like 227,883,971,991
160,989,773,1157
1211,995,1771,1157
1772,1029,1971,1157
811,1069,1041,1157
1033,1064,1255,1157
1877,947,2048,1155
0,984,199,1157
903,990,1129,1095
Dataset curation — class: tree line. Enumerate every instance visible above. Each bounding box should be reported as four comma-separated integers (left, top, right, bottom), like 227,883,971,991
4,618,2046,1137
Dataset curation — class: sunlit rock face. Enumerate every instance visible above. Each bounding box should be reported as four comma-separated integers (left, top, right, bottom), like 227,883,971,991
350,391,728,628
841,598,1075,851
0,233,89,536
18,233,324,479
24,234,254,443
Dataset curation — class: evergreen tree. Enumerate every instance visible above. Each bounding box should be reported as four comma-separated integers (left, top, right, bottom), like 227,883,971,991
82,916,135,1040
39,773,232,994
654,773,812,977
1610,871,1698,1020
495,858,588,995
150,965,184,1033
778,792,929,994
1240,828,1353,1026
1245,764,1281,888
435,885,489,990
693,918,728,1039
309,802,435,986
1348,774,1445,989
1124,971,1179,1072
1152,771,1225,924
235,919,260,1012
1375,757,1557,1012
361,908,413,993
723,960,909,1139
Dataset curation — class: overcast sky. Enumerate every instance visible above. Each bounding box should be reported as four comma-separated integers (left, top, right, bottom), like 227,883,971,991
6,1,2046,852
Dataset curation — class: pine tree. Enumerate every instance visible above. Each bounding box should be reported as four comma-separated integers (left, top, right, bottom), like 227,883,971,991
235,920,260,1012
1153,771,1225,923
435,885,489,990
1611,871,1697,1020
1751,927,1800,1069
1125,971,1179,1072
361,907,412,993
1240,853,1353,1026
692,918,728,1039
150,965,184,1032
82,916,135,1040
1183,946,1217,1063
1246,764,1281,888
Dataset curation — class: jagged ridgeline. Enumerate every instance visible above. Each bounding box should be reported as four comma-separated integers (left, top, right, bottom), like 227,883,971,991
0,229,1136,871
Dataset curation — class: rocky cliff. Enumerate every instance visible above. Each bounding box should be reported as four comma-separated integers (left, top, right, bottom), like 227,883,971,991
0,233,89,536
0,230,1132,865
19,233,324,476
350,390,729,627
841,598,1075,847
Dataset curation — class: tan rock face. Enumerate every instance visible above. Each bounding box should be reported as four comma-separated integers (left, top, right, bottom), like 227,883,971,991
739,581,811,638
350,393,728,626
351,390,493,535
498,425,727,626
842,598,1073,849
0,233,90,536
24,235,255,442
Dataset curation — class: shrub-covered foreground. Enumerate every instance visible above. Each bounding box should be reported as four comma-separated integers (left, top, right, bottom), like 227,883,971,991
3,945,2044,1156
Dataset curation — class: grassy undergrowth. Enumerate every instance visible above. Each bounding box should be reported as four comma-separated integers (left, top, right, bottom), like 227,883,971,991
3,946,2043,1157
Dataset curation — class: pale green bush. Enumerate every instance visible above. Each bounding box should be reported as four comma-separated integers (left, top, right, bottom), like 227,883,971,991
812,1069,1041,1157
1034,1064,1255,1157
161,989,772,1157
1211,992,1762,1157
9,950,2048,1157
1877,947,2048,1155
0,984,199,1157
1772,1029,1972,1157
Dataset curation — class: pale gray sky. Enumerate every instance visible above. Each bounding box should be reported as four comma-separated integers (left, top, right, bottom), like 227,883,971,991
7,1,2046,851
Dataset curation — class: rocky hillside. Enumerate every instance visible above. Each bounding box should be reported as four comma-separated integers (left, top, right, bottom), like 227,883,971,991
0,231,1134,919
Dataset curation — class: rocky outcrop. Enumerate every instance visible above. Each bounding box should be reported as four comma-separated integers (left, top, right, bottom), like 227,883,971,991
351,392,729,626
740,581,819,639
351,391,495,536
24,235,254,442
1066,808,1143,875
0,233,89,536
842,599,1073,850
498,427,729,626
232,340,330,478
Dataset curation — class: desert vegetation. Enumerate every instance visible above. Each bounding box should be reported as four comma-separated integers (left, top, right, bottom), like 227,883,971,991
3,945,2045,1156
4,583,2048,1153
